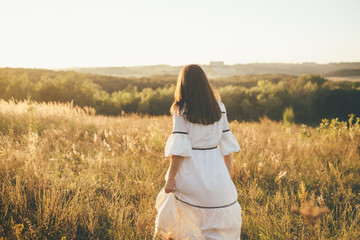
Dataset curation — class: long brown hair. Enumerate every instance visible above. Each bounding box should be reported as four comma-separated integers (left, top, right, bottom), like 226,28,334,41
170,64,221,125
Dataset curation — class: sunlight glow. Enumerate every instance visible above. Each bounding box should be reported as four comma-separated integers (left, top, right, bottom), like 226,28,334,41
0,0,359,68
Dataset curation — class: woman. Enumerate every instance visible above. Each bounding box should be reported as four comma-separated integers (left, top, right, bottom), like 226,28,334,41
154,64,241,240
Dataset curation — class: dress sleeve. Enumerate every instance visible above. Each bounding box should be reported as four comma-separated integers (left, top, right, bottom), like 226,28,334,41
164,110,192,157
218,103,240,156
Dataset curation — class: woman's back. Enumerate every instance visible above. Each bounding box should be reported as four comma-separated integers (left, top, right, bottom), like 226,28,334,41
164,101,239,207
174,102,224,149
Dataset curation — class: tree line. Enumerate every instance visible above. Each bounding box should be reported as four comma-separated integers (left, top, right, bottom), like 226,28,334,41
1,68,359,125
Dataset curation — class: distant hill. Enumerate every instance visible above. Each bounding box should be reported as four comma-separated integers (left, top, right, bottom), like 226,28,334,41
324,68,360,77
323,68,360,82
64,62,360,78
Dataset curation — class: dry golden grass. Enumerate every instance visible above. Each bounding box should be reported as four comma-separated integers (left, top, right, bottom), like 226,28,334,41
0,99,359,239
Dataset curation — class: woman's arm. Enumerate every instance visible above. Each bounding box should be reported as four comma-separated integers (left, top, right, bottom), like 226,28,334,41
164,155,183,193
223,154,231,176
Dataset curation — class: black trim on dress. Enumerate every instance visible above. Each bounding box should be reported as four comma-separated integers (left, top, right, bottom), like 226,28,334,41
174,194,237,209
172,131,188,134
184,111,225,114
223,129,230,132
192,146,218,150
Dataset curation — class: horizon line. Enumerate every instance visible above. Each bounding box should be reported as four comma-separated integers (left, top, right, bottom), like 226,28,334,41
2,61,360,70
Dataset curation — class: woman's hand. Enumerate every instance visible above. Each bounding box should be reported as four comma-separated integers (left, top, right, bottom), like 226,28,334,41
164,178,175,193
223,154,232,176
163,155,183,193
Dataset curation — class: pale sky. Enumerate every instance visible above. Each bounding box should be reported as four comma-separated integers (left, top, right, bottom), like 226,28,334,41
1,0,360,68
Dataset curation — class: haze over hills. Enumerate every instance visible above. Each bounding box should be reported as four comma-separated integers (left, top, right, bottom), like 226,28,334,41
65,62,360,78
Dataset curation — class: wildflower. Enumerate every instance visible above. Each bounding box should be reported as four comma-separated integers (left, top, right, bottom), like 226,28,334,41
292,201,330,225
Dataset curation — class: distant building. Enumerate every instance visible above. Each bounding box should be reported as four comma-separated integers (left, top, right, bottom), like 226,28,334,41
302,62,317,65
210,61,225,67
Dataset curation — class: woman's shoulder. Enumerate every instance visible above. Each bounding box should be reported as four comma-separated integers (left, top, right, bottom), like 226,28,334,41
217,100,226,112
173,107,186,116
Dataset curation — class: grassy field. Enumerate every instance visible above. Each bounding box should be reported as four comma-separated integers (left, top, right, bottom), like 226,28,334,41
0,99,359,239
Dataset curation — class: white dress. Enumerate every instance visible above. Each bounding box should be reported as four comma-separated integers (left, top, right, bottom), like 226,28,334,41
154,101,242,240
